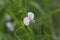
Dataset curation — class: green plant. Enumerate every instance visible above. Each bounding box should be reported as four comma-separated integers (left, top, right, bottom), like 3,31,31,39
0,0,60,40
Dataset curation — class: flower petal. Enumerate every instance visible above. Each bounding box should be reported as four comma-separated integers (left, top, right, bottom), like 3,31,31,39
23,17,30,26
28,12,34,20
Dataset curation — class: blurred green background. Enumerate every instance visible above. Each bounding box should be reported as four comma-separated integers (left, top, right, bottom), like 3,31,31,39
0,0,60,40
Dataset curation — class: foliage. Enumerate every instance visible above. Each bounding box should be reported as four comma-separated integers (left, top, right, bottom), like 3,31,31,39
0,0,60,40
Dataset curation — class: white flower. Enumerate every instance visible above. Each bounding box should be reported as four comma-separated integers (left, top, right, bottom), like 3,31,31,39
28,12,34,20
23,12,35,26
23,17,30,26
6,22,14,32
5,14,11,21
